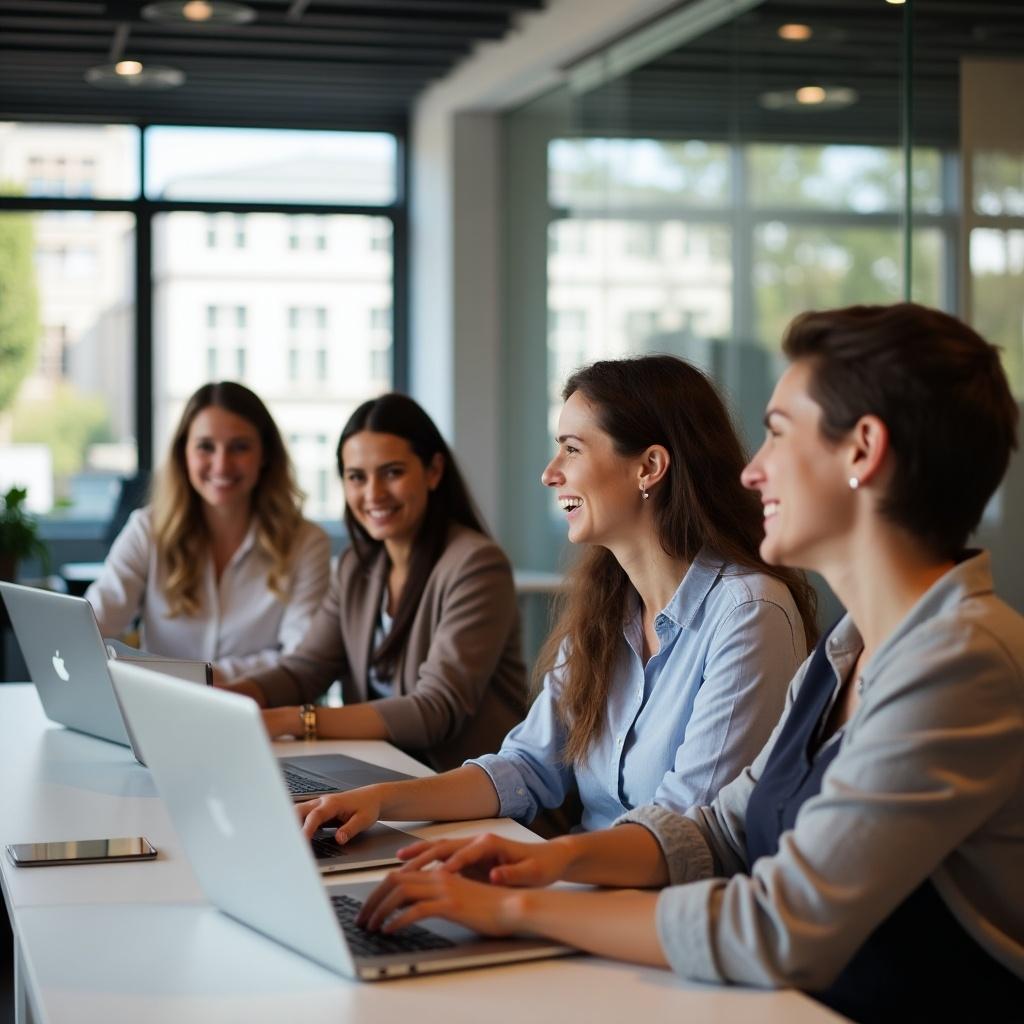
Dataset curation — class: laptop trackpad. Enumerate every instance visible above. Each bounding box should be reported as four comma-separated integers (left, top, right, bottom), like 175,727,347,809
283,753,415,790
312,823,417,872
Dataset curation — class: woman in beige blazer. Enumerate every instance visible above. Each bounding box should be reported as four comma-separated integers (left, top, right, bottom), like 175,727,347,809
225,394,526,771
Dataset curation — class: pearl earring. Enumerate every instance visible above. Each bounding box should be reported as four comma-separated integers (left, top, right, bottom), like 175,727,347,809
849,476,860,490
640,481,649,501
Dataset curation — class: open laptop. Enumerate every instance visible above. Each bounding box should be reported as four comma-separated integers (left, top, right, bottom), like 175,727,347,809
109,659,574,980
1,581,412,803
1,580,135,748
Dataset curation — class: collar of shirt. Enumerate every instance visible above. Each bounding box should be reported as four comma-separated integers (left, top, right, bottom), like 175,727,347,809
622,547,725,658
824,549,993,697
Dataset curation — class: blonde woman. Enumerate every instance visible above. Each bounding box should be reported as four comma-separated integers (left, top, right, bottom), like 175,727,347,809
86,381,330,682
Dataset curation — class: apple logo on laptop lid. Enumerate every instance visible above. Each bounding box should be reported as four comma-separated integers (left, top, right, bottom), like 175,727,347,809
206,792,236,839
52,650,70,682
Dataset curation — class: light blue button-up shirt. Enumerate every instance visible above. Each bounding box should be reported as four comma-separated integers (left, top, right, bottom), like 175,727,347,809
468,549,807,831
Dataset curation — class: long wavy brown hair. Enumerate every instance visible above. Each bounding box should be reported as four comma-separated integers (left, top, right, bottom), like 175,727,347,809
151,382,305,617
537,356,819,765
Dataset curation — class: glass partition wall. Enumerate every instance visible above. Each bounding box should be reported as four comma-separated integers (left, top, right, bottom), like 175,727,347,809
501,0,1024,615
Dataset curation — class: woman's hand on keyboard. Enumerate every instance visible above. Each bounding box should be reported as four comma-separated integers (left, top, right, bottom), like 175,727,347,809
391,833,573,888
296,788,383,843
357,867,521,938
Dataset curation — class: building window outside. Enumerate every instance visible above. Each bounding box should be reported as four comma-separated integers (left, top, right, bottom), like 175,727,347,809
369,221,392,252
0,122,401,523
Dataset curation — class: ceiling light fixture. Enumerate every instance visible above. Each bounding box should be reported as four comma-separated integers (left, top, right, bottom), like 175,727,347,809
795,85,827,105
885,0,906,5
778,23,813,41
759,86,858,112
85,61,186,89
183,1,214,19
141,1,256,24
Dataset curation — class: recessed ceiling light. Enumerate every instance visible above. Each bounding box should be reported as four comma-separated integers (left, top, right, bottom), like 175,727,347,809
85,62,186,89
778,23,813,41
885,0,906,5
142,0,256,24
795,85,827,105
759,86,858,112
183,1,213,19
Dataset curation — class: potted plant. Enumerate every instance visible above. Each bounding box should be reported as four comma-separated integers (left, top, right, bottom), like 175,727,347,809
0,486,49,582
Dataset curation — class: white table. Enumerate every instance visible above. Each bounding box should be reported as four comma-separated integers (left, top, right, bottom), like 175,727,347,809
0,685,846,1024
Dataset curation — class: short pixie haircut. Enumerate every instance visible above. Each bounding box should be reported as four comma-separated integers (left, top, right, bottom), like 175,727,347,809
783,302,1019,560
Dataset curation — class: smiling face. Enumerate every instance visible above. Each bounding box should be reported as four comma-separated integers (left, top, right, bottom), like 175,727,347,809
341,431,443,554
741,359,857,572
541,391,645,549
184,405,263,516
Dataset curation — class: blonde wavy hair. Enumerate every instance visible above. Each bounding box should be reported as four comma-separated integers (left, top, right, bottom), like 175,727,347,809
151,381,305,617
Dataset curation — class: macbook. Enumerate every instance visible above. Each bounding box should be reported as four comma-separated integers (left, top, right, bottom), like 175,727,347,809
109,659,574,980
278,752,414,803
1,581,136,748
1,582,411,801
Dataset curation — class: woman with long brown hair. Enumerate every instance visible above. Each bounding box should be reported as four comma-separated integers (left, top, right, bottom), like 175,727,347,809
297,355,817,840
361,304,1024,1023
225,393,527,771
87,381,330,681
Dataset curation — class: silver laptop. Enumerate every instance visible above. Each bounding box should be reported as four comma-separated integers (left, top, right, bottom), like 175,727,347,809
1,581,410,801
1,581,135,748
277,752,414,804
109,660,574,980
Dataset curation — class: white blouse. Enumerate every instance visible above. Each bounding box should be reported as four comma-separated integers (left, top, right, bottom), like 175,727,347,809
85,507,331,680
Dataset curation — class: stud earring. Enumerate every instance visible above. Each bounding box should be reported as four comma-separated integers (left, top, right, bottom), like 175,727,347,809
849,476,860,490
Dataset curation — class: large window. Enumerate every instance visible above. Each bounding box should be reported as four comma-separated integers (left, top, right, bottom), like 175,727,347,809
0,122,403,524
153,211,394,520
545,139,946,454
500,0,1024,616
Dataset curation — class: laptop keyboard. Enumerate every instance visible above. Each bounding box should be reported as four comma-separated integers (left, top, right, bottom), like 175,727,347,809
281,766,336,796
330,893,455,957
311,833,348,859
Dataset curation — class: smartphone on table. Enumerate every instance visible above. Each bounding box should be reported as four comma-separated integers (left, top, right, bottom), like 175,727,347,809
6,836,157,866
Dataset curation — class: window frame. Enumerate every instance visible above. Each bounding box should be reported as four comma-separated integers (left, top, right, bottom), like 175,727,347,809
0,120,409,516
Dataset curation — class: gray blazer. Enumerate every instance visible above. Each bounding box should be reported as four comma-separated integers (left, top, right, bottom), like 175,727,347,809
620,550,1024,989
249,524,528,771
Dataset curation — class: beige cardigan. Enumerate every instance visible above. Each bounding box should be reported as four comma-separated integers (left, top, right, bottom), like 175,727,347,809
249,524,528,771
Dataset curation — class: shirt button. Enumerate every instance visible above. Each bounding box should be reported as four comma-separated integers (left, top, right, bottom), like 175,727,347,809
515,788,525,796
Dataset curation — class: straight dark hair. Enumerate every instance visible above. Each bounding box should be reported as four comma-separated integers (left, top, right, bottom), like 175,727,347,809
783,303,1019,560
537,355,819,765
337,393,487,676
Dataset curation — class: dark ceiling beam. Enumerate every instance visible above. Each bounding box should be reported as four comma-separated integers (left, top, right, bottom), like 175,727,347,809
0,14,510,44
278,1,541,11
